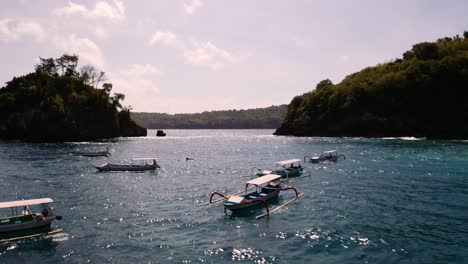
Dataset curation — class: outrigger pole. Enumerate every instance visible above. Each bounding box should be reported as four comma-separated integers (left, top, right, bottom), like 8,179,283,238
196,185,257,207
255,187,304,219
0,229,63,244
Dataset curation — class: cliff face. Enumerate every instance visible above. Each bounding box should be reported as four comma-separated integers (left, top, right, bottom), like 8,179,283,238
0,54,146,142
275,33,468,139
119,110,147,137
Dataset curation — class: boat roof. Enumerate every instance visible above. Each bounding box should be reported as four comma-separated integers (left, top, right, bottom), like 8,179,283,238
0,198,53,209
246,174,282,186
276,159,301,165
323,150,337,153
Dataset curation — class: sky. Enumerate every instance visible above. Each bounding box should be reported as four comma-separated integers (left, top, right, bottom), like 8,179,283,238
0,0,467,113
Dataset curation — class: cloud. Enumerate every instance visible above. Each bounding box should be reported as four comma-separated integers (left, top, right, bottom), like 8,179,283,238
53,0,126,23
148,31,177,46
92,26,110,40
183,41,235,70
120,64,161,77
183,0,203,15
110,64,162,110
0,18,46,43
340,55,350,62
56,34,105,68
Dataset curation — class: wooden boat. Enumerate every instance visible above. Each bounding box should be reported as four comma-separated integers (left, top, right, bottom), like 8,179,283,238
156,130,166,137
95,158,160,172
254,159,304,178
0,198,62,234
209,174,303,218
304,150,345,163
72,147,110,157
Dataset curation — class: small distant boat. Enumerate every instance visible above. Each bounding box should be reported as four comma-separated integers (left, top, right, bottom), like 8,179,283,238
304,150,345,163
95,158,160,172
254,159,304,178
72,147,110,157
0,198,62,234
208,174,303,218
156,130,166,137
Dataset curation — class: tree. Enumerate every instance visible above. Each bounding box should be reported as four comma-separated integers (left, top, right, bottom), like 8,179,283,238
112,93,125,109
411,42,438,60
464,31,468,39
35,58,57,76
56,53,79,76
80,65,106,88
316,79,333,90
102,83,113,94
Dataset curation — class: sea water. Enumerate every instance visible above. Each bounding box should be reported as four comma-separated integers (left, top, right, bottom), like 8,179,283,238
0,130,467,263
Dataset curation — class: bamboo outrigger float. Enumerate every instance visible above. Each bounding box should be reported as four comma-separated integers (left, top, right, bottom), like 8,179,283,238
95,158,160,172
253,159,304,178
0,198,63,243
208,174,303,218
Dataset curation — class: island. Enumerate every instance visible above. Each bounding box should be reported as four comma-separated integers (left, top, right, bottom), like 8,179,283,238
132,105,287,129
0,54,146,142
275,32,468,139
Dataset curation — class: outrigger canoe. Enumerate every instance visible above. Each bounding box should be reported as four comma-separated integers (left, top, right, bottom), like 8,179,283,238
95,158,160,172
209,174,303,218
0,198,62,234
254,159,304,178
304,150,345,163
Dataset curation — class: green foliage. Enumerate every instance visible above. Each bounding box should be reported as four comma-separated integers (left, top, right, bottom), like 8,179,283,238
131,105,288,129
315,79,333,90
0,54,146,142
276,32,468,139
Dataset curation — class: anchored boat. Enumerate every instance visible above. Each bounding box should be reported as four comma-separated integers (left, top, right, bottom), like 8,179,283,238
304,150,345,163
254,159,304,178
0,198,62,234
209,174,303,218
72,147,110,157
95,158,160,172
156,130,166,137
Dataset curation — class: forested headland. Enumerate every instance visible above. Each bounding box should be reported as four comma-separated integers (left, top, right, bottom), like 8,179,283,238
132,105,287,129
275,32,468,139
0,54,146,142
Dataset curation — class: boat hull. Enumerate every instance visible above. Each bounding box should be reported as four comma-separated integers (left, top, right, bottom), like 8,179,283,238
224,190,280,211
73,152,109,157
95,163,158,172
95,166,156,172
0,215,56,233
257,168,303,178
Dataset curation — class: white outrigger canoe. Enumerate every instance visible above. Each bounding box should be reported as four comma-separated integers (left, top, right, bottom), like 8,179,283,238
253,159,304,178
0,198,62,235
208,174,303,218
304,150,346,163
95,158,160,172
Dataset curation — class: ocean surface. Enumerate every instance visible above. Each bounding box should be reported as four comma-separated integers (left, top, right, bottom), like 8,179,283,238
0,129,467,264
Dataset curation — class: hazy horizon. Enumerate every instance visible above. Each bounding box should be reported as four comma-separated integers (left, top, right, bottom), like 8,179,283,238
1,0,467,113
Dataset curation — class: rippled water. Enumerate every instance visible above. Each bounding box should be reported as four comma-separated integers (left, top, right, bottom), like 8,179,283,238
0,130,467,263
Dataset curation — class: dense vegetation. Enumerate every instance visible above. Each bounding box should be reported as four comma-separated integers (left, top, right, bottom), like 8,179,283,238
275,32,468,139
0,54,146,142
132,105,287,129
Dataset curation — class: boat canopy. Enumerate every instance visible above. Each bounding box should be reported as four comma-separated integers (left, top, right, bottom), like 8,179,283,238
323,150,337,154
246,174,282,187
276,159,302,166
0,198,53,209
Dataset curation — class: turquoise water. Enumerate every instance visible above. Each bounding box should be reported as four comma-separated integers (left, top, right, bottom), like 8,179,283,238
0,130,467,263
